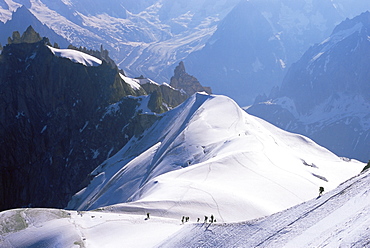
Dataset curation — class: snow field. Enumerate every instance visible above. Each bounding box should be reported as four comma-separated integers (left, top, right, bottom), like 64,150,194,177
158,170,370,248
0,208,183,248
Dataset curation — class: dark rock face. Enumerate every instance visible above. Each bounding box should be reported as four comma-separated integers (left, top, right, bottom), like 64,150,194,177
248,12,370,162
0,38,148,211
170,61,212,96
141,82,188,113
7,25,42,44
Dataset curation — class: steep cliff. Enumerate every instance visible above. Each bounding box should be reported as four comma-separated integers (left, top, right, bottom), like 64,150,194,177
0,30,147,211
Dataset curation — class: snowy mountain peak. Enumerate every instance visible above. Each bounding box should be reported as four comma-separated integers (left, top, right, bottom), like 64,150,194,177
68,93,363,222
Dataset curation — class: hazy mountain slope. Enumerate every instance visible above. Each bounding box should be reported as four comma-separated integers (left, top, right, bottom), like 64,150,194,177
68,93,363,223
0,0,21,23
185,0,370,105
248,11,370,162
2,0,369,98
0,6,69,47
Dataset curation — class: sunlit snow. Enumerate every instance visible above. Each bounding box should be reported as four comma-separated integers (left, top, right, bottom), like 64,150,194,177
119,73,142,91
47,46,102,67
68,93,363,223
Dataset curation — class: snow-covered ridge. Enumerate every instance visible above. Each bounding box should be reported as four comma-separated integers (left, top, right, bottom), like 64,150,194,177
47,46,102,67
68,93,363,223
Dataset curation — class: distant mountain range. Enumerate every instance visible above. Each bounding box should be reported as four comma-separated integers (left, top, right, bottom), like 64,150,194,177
248,11,370,162
185,0,370,105
0,0,239,83
0,0,369,105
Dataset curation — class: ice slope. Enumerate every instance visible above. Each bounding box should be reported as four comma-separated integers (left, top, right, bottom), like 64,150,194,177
47,45,102,67
158,170,370,248
68,93,363,222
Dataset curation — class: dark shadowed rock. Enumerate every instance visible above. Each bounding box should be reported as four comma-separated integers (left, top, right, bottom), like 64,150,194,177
0,33,148,211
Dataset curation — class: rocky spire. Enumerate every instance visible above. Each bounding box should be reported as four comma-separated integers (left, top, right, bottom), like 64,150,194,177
8,25,43,44
170,61,212,96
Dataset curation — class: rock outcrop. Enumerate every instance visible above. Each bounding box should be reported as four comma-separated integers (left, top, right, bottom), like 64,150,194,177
7,25,42,44
170,61,212,96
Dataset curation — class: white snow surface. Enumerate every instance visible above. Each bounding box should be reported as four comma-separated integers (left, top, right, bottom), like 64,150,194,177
119,73,142,91
159,170,370,248
47,46,102,67
68,93,363,223
0,152,367,248
0,208,182,248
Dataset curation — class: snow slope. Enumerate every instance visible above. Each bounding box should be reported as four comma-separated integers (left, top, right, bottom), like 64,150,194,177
68,93,363,223
0,208,182,248
47,45,102,66
159,170,370,248
0,0,21,23
0,162,367,248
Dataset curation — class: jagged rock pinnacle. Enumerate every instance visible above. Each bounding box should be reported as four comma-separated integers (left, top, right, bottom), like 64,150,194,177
8,25,43,44
170,61,212,95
